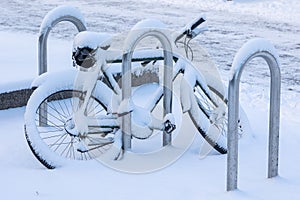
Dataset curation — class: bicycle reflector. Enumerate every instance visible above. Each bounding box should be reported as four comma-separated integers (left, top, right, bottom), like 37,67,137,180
72,47,97,68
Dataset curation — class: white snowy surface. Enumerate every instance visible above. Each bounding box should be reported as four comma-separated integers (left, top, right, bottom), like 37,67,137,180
132,19,167,30
39,5,86,35
0,0,300,199
230,38,280,80
0,31,73,92
1,0,300,92
193,0,300,25
124,19,173,54
73,31,111,50
1,90,300,199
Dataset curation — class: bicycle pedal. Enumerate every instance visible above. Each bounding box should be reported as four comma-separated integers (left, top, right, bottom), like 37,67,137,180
163,113,176,134
76,140,89,153
164,120,176,134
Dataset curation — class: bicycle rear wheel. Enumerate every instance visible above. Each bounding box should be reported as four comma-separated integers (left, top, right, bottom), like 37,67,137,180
189,84,245,154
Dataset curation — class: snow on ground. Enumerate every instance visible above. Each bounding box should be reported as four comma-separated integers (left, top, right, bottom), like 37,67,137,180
0,0,300,199
1,92,300,200
0,0,299,92
0,32,72,92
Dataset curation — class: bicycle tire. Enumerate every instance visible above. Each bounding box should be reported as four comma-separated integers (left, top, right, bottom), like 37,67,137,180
25,84,115,169
188,84,245,154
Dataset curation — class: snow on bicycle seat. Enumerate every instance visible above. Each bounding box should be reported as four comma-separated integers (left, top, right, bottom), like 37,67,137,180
73,31,112,50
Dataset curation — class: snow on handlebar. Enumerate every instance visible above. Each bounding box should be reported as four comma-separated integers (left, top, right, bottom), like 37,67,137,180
175,15,208,42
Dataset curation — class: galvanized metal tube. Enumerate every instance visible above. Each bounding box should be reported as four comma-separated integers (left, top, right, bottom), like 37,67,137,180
39,102,48,127
265,53,281,178
121,52,132,150
162,49,173,146
38,15,87,75
37,7,87,126
122,29,173,150
227,50,281,191
227,75,239,191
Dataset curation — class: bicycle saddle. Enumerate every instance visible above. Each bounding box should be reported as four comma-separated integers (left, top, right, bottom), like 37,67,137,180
72,31,112,68
73,31,112,50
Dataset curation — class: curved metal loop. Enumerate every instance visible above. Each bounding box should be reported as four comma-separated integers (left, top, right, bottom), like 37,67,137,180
38,6,87,75
227,39,281,191
121,28,174,150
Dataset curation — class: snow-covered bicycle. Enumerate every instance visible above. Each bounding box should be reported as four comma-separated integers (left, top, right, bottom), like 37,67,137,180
24,16,246,169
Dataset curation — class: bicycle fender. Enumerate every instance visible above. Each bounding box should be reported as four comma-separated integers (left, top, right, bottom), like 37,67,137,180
31,69,79,89
180,79,192,113
30,68,113,108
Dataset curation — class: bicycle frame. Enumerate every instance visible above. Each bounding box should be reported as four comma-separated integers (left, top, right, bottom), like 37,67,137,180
74,49,177,133
76,48,213,136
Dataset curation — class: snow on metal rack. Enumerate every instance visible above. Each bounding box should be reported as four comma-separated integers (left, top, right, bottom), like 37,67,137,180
227,38,281,191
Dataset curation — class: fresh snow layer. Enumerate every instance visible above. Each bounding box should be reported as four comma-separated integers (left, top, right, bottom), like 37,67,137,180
39,5,86,35
1,0,299,93
132,19,167,30
0,31,73,92
1,91,300,199
0,1,300,199
73,31,112,50
124,19,173,54
230,38,280,80
160,0,300,25
0,79,32,94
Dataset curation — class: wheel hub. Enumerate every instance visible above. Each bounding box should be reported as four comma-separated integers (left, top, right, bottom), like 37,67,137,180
64,118,80,137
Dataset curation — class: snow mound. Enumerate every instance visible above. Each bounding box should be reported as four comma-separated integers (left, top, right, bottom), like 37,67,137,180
39,5,86,35
230,38,280,80
73,31,112,50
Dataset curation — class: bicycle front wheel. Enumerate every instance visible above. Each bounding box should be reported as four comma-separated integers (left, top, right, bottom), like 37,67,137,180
25,86,115,169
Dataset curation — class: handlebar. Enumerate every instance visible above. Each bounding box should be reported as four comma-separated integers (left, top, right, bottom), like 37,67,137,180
175,15,207,42
73,16,208,68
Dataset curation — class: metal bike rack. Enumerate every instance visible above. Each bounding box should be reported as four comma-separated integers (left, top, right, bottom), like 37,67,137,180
227,38,281,191
38,6,87,125
38,6,87,75
122,28,174,150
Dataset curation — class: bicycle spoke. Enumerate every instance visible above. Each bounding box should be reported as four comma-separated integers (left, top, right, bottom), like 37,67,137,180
54,135,69,152
83,153,88,160
47,100,68,120
87,152,92,159
71,139,76,159
35,115,64,131
71,138,76,159
87,100,102,115
39,102,66,124
59,92,71,116
92,107,105,116
49,133,68,149
55,99,68,119
41,133,65,140
60,138,73,157
38,128,64,134
55,93,69,117
29,89,114,165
